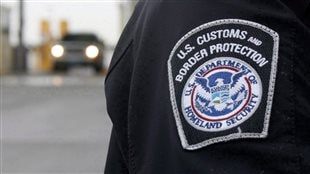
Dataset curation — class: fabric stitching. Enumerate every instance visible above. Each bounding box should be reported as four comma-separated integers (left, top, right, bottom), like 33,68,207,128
167,19,280,150
290,23,301,174
127,42,138,174
105,40,133,84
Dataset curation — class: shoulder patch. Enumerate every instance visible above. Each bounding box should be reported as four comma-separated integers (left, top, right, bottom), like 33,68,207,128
167,19,279,150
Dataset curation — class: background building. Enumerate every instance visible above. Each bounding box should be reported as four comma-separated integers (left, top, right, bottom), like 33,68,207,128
1,1,138,173
0,5,13,75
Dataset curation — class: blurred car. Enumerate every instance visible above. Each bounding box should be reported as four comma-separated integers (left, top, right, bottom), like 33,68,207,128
51,33,104,73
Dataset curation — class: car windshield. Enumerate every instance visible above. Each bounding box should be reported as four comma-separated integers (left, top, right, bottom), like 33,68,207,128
62,34,98,41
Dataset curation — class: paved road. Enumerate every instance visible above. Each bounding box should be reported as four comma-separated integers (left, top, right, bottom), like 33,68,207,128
1,74,112,174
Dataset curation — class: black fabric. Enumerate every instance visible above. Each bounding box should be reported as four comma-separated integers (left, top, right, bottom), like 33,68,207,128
105,127,129,174
105,0,310,173
280,0,310,27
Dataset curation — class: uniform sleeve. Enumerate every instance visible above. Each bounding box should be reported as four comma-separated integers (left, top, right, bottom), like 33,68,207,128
104,2,143,173
105,0,310,173
104,127,129,174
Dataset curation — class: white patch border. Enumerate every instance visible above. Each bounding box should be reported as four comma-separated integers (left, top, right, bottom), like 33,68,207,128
167,19,279,150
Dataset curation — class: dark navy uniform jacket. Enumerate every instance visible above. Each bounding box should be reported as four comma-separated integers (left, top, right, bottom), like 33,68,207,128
105,0,310,173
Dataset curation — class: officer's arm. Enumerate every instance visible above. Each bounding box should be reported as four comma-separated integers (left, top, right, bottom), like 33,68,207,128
104,127,128,174
104,2,143,173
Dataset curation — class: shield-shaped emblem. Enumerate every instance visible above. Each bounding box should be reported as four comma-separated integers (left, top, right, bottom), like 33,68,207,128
167,19,279,150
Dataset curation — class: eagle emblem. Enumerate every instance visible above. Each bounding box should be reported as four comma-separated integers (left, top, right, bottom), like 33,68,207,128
194,70,249,117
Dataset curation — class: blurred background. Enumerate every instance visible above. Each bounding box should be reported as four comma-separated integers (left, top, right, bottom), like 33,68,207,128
0,0,137,173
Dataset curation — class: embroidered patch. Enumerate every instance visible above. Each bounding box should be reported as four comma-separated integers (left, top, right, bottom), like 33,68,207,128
167,19,279,150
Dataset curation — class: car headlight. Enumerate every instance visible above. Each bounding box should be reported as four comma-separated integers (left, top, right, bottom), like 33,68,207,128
51,44,64,58
85,45,99,59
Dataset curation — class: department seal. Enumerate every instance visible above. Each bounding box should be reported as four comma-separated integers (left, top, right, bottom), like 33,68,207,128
182,57,262,132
